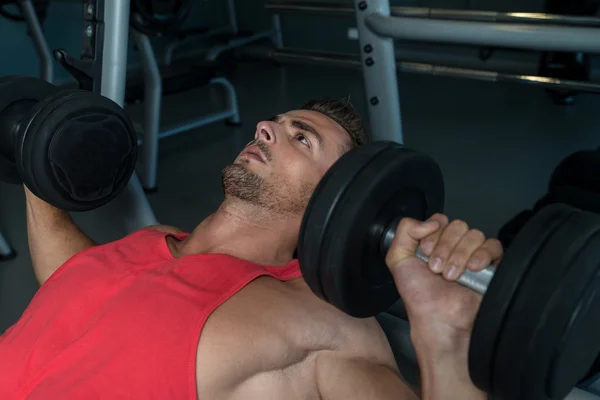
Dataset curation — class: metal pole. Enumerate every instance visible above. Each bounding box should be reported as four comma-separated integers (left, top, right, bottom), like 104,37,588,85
266,48,600,93
355,0,402,143
100,0,159,231
264,1,600,28
20,0,53,83
131,30,161,191
366,14,600,54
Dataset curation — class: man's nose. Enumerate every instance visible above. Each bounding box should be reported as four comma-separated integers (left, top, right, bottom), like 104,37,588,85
255,121,276,143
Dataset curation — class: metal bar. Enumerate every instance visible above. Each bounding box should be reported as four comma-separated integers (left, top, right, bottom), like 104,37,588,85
264,1,600,27
265,1,354,16
267,48,600,93
355,0,402,143
159,110,237,139
366,14,600,54
131,30,161,191
20,0,53,83
100,0,158,230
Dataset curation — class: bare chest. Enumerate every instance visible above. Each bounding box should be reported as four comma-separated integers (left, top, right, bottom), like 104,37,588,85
194,277,346,399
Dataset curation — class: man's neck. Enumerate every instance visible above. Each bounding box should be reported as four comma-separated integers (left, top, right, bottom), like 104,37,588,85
170,198,300,266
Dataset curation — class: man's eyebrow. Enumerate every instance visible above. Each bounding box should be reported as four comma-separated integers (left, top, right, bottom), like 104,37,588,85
290,119,323,148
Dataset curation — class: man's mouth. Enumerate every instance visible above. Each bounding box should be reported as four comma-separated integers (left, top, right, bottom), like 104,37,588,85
241,145,266,163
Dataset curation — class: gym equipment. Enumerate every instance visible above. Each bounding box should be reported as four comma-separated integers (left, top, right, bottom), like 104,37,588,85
0,0,49,23
50,0,158,232
549,150,600,194
539,0,599,105
0,0,53,82
0,76,137,211
129,0,192,37
298,141,600,400
265,0,600,142
127,29,241,191
163,0,283,65
498,148,600,250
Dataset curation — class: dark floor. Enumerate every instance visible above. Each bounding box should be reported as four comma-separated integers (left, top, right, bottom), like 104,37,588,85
1,60,599,332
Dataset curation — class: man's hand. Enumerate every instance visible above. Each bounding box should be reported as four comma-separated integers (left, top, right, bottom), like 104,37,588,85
384,214,503,399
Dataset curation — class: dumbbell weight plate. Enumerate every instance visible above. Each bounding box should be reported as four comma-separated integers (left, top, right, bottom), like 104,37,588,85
492,208,598,400
299,141,395,308
298,141,445,318
0,76,58,184
469,204,575,393
16,90,137,211
545,232,600,399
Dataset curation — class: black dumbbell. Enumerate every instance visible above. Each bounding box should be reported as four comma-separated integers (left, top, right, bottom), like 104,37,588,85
0,76,137,211
298,141,600,400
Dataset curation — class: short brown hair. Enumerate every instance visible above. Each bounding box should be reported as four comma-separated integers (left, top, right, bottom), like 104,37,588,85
300,97,369,154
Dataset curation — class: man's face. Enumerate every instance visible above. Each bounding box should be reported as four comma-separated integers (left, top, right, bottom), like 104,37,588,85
222,109,350,216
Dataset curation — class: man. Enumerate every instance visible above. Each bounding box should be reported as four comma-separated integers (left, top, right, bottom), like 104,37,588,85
0,98,502,399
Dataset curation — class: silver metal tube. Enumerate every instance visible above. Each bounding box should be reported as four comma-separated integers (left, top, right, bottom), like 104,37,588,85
382,221,495,295
20,0,53,83
366,14,600,54
264,1,600,27
267,48,600,93
101,0,130,106
131,31,162,191
0,231,14,258
100,0,158,230
355,0,403,143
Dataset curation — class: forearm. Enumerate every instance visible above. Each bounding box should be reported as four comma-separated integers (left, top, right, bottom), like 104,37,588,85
25,186,96,285
416,338,486,400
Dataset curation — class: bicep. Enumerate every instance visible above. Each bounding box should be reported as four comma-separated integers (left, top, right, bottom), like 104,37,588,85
316,353,419,400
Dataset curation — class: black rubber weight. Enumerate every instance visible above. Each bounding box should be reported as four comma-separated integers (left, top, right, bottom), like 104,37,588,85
469,203,575,393
492,209,598,400
301,142,445,318
299,141,393,306
549,149,600,194
16,90,137,211
546,229,600,400
0,76,57,184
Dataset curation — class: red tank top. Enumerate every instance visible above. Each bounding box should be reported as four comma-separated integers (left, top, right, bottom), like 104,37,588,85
0,228,302,399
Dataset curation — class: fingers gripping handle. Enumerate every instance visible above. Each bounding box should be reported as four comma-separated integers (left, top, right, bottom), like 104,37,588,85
381,221,496,295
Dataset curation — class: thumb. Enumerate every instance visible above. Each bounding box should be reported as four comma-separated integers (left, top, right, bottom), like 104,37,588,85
385,218,440,268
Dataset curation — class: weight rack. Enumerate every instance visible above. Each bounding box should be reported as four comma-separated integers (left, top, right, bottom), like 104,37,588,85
264,0,600,143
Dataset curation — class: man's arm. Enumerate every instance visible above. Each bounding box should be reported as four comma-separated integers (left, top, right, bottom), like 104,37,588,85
25,186,96,285
316,352,419,400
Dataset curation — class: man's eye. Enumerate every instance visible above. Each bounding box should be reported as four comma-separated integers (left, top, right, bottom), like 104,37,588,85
297,134,309,146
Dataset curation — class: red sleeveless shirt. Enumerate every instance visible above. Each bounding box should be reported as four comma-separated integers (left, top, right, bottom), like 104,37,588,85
0,228,302,399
